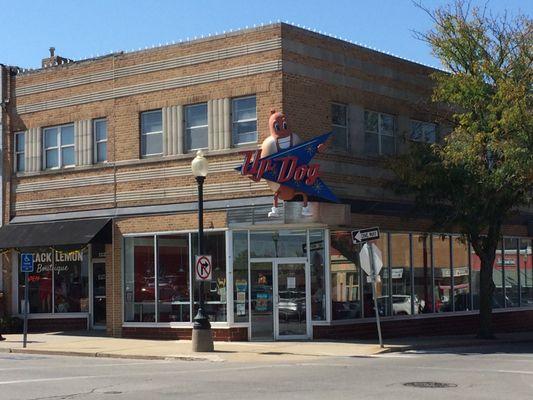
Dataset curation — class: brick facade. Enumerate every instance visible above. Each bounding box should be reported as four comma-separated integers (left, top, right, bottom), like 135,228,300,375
1,23,531,340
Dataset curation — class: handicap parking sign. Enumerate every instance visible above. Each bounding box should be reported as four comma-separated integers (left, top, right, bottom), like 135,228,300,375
20,253,34,273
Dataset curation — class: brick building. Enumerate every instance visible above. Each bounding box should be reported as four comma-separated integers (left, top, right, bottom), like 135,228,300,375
0,23,531,340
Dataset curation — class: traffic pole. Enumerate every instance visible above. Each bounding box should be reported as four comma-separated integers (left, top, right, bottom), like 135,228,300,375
23,271,28,348
368,243,384,348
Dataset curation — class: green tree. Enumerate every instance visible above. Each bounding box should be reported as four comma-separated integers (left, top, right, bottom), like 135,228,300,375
393,1,532,338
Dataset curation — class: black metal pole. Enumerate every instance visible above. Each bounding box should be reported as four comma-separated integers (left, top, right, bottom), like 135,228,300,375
193,176,210,329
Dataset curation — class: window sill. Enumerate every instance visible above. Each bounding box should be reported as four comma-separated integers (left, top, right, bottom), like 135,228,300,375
14,145,262,178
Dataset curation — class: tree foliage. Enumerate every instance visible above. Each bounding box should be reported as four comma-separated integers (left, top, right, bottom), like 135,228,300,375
393,1,532,337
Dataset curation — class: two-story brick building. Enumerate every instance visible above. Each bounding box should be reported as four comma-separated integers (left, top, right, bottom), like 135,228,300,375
0,23,531,341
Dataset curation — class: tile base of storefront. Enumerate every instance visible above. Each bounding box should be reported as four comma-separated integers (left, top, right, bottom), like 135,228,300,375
28,318,88,333
121,327,248,341
314,309,533,340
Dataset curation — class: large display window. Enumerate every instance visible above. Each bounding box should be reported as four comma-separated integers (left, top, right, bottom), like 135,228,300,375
17,247,89,314
192,232,227,322
330,231,532,322
123,231,227,324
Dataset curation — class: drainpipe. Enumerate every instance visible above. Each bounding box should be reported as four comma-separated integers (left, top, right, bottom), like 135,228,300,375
0,64,4,229
0,64,4,295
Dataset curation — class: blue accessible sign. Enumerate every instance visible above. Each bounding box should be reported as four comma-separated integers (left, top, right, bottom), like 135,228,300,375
20,253,34,273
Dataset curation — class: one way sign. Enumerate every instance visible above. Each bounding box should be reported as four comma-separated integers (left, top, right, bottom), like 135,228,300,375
351,227,380,244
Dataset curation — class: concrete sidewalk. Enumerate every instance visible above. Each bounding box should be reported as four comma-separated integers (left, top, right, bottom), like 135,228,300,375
0,331,531,363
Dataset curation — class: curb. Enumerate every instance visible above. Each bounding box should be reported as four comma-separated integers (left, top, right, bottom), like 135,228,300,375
2,348,223,362
379,337,533,353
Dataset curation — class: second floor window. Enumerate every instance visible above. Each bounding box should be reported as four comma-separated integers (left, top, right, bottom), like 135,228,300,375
15,132,25,172
331,103,348,149
141,110,163,157
94,119,108,163
364,111,395,155
185,103,208,151
410,120,437,143
43,124,75,169
232,96,257,145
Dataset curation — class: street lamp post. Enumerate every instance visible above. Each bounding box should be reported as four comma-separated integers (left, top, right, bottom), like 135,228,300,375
191,150,214,352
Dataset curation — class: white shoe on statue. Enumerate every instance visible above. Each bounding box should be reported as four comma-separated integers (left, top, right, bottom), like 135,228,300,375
268,206,280,218
301,205,313,216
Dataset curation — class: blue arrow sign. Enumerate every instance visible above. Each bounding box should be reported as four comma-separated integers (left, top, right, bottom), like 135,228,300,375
236,131,339,203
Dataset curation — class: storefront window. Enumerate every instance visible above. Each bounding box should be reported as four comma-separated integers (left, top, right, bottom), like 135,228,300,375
124,236,155,322
519,239,533,306
20,268,52,314
360,236,389,318
157,235,190,322
413,234,432,313
452,236,471,311
54,248,88,313
493,240,505,308
18,247,88,314
233,231,249,323
193,232,227,322
249,230,306,258
389,234,411,316
309,230,326,321
432,235,451,312
470,246,481,310
503,238,519,307
330,231,360,320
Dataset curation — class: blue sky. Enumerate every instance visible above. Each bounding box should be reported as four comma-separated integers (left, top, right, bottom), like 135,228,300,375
1,0,530,69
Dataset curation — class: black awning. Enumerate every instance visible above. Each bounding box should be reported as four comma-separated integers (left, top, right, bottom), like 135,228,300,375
0,218,112,249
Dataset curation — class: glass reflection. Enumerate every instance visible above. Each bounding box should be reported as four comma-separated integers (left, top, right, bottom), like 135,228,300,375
388,234,413,316
330,231,361,320
451,236,471,311
412,235,432,313
432,235,451,312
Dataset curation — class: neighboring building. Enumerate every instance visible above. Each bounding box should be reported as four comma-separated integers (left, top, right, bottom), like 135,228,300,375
0,23,531,340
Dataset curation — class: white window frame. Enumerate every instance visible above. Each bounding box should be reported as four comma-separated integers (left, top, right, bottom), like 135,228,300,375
140,110,163,158
184,103,208,152
43,124,75,170
331,102,349,150
410,119,437,144
231,95,257,146
14,131,25,172
93,118,108,163
364,110,396,155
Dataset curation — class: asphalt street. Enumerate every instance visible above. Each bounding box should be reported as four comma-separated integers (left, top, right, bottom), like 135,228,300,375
0,343,532,400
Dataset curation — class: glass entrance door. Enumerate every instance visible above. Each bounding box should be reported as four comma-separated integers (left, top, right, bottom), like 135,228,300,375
275,262,309,339
250,262,274,340
92,262,106,328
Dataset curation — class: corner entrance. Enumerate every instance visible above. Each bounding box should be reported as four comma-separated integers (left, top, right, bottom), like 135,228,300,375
250,258,310,340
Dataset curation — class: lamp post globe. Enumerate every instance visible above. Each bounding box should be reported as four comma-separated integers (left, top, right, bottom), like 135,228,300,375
191,150,214,352
191,149,208,178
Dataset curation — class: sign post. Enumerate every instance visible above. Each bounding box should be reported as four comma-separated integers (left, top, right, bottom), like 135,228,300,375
353,227,384,348
20,253,34,349
368,243,384,349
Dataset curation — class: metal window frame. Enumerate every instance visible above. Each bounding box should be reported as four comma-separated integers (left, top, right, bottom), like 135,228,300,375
363,109,396,155
184,103,208,152
93,118,108,163
409,119,437,144
43,124,76,169
231,95,257,146
14,131,25,172
331,102,349,150
449,235,455,312
140,109,164,157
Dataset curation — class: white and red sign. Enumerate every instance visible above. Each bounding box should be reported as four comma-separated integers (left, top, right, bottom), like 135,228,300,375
195,255,212,281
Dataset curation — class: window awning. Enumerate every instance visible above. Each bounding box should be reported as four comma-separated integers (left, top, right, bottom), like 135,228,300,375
0,218,112,249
